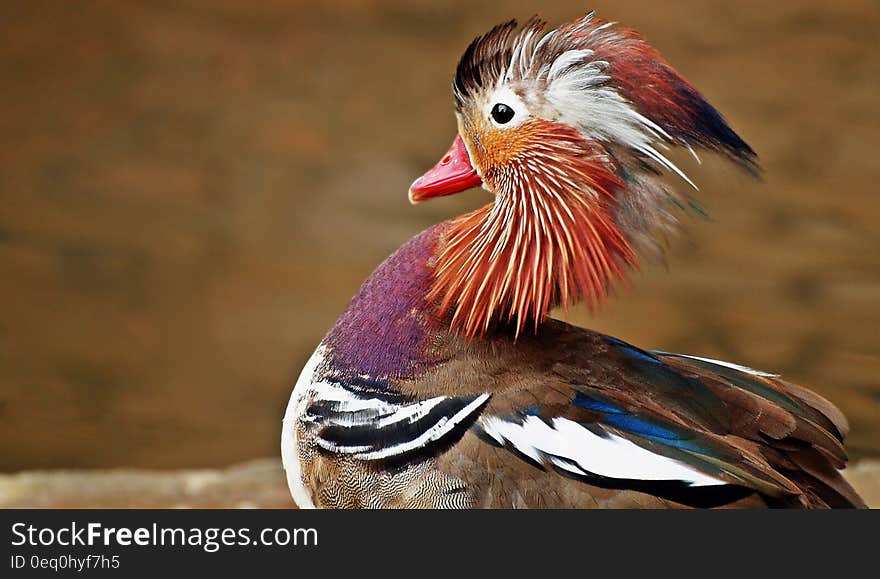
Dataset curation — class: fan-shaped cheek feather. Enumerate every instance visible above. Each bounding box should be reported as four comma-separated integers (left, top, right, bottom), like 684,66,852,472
430,119,636,338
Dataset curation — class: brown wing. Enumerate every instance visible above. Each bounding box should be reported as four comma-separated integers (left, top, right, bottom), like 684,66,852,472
403,319,865,508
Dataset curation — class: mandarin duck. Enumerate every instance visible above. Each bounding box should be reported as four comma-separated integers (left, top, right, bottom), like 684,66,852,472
282,13,866,509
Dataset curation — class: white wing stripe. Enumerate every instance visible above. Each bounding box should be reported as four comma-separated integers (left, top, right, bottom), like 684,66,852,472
657,353,780,378
479,415,726,487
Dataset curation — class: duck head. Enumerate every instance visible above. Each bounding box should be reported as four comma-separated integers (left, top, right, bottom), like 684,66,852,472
410,14,758,339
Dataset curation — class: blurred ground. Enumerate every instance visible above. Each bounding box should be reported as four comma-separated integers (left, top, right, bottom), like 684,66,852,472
0,0,878,490
0,458,292,508
0,458,876,508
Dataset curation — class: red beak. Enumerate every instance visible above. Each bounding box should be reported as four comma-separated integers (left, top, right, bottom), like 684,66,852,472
409,135,483,203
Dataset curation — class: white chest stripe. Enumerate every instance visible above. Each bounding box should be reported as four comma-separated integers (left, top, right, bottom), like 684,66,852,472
281,346,326,509
478,415,726,487
302,382,447,428
314,390,491,461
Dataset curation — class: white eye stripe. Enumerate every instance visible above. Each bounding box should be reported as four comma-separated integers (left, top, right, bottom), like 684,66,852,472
487,85,529,128
547,49,594,83
477,17,697,189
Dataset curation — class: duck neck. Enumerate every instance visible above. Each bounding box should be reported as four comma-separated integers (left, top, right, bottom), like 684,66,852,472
322,176,636,382
322,224,452,382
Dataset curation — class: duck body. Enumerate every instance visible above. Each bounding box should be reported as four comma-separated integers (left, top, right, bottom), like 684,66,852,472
282,224,864,509
282,13,865,508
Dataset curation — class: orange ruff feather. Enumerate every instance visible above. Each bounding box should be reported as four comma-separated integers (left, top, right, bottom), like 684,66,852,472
428,120,637,338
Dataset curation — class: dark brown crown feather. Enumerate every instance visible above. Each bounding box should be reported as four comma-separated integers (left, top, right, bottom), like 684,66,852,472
453,20,520,110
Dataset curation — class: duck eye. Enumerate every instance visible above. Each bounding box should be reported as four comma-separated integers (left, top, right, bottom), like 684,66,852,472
491,103,515,125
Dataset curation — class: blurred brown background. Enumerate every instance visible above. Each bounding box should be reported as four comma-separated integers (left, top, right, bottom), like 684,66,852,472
1,0,878,487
